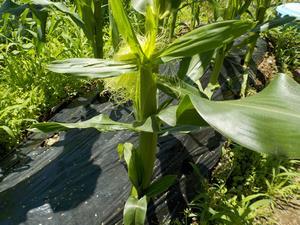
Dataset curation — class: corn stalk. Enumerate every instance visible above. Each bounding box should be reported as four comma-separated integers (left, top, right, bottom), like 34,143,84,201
244,0,272,67
205,0,251,97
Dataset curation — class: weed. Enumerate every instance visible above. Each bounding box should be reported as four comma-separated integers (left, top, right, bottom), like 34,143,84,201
266,26,300,76
176,144,300,225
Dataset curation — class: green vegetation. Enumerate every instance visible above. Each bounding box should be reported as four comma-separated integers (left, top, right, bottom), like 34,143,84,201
0,0,299,225
0,0,91,153
176,146,300,225
267,25,300,76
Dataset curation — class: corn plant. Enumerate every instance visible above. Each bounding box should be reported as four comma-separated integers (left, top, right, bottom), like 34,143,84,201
0,0,106,57
202,0,296,98
244,0,272,67
72,0,106,58
31,0,300,224
167,0,182,40
0,0,50,48
205,0,251,95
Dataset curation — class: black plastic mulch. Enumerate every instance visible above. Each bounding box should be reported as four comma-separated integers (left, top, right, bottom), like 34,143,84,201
0,92,223,225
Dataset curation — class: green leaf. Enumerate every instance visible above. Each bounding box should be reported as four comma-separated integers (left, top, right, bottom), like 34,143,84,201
238,0,252,15
157,20,254,63
178,51,214,82
0,0,28,17
188,74,300,158
29,4,49,42
249,199,272,210
160,125,202,134
0,0,49,42
242,193,267,204
158,95,207,127
0,0,84,42
73,0,95,41
158,105,178,126
236,16,297,48
157,85,208,133
157,0,182,18
109,4,121,51
124,196,147,225
144,4,158,58
0,125,15,138
157,75,203,99
176,96,208,126
122,143,134,166
48,58,137,79
117,143,125,160
145,175,177,198
109,0,144,58
156,99,204,133
121,143,144,190
30,114,157,133
253,16,297,33
0,0,83,25
31,0,84,28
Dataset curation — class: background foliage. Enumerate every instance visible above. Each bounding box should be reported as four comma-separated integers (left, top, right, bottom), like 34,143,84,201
0,2,91,154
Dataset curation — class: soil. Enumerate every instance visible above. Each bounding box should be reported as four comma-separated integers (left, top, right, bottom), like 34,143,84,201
257,52,278,82
272,199,300,225
271,174,300,225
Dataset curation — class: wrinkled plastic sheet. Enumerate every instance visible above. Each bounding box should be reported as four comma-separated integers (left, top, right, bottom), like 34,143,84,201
0,92,223,225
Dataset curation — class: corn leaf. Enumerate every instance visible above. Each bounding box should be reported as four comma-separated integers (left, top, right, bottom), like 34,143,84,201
48,58,137,79
109,0,144,58
158,105,178,126
124,196,147,225
236,16,297,48
0,0,28,17
253,15,297,33
74,0,95,39
145,175,177,198
157,20,254,63
178,51,214,82
158,96,207,127
120,143,144,191
188,74,300,158
30,114,157,133
157,0,182,18
157,75,206,99
109,4,121,51
31,0,84,27
0,0,84,42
